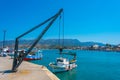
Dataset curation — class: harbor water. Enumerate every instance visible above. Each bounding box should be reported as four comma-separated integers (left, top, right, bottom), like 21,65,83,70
29,49,120,80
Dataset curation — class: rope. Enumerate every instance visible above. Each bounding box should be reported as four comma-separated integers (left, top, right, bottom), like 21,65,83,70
58,15,61,48
62,11,64,48
58,11,65,54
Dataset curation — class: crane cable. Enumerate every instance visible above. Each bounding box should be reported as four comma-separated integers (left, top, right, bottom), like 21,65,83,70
58,11,64,53
58,14,61,48
62,11,64,48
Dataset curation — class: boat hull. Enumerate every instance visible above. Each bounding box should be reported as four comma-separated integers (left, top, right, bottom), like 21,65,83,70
51,67,68,73
49,63,77,73
23,58,41,61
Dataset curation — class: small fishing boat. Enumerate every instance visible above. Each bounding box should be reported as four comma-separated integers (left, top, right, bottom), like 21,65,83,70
24,50,43,61
49,51,77,72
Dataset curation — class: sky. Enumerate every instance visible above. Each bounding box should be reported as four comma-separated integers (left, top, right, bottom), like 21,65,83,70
0,0,120,44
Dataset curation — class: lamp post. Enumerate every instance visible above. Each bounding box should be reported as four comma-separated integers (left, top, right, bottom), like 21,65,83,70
3,30,6,48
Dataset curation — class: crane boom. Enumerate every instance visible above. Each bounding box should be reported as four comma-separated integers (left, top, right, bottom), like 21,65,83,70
12,8,63,72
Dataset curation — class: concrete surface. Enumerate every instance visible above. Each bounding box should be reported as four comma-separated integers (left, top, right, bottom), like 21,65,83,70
0,56,60,80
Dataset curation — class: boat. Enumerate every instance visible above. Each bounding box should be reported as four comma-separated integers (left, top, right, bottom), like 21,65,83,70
7,49,43,60
0,47,10,57
24,50,43,61
49,51,77,73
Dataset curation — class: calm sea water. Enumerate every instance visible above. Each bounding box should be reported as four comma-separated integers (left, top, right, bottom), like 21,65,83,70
29,49,120,80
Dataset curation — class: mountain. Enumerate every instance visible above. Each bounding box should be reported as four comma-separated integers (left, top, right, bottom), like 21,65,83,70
39,39,80,46
0,39,106,48
79,41,105,46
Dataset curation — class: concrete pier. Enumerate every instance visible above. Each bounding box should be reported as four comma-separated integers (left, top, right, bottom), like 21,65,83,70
0,56,60,80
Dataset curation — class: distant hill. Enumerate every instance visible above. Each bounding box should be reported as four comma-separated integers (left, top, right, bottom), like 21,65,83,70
79,41,105,46
0,39,106,48
39,39,81,46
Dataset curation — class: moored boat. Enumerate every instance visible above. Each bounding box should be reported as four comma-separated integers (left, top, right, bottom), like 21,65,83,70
49,51,77,73
24,50,43,61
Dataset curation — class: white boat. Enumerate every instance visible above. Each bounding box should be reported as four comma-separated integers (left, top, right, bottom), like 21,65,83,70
24,50,43,61
10,49,43,60
49,51,77,73
0,47,10,57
